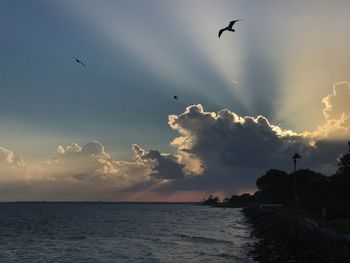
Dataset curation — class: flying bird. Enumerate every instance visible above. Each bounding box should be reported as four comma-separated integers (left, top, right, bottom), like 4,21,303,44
72,57,86,67
218,20,242,38
173,95,179,100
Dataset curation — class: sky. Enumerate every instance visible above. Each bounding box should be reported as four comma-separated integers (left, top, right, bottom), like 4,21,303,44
0,0,350,201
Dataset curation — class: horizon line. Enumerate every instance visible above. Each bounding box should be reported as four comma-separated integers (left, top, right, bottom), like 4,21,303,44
0,201,199,204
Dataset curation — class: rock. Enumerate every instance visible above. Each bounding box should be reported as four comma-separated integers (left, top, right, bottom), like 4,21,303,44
243,207,350,262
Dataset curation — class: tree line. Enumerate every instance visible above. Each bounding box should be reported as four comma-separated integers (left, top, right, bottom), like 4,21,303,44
202,142,350,219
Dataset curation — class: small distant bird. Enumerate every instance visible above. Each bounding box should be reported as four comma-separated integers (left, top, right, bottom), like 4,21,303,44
173,95,179,100
72,57,86,67
218,20,242,38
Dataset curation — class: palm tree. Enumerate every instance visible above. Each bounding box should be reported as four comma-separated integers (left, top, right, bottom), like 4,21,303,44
292,153,302,172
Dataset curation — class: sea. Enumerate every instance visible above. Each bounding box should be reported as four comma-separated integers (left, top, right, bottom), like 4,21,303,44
0,203,256,262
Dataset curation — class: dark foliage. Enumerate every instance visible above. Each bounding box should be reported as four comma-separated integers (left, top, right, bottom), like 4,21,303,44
254,144,350,218
337,152,350,174
201,195,220,205
256,169,292,204
229,193,255,206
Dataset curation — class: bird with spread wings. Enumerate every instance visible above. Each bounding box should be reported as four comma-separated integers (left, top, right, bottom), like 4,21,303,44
72,57,86,67
218,20,242,38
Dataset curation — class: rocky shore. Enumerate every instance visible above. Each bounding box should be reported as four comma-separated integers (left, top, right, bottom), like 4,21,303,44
243,206,350,263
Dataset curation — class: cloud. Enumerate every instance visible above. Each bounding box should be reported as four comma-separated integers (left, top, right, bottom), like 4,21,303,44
132,144,186,179
304,140,348,175
163,80,350,190
161,104,313,193
169,104,310,169
322,81,350,121
312,81,350,139
0,141,150,201
0,146,25,167
45,141,148,186
0,146,26,182
47,141,115,180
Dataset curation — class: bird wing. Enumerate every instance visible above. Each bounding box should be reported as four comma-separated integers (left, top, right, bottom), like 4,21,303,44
228,19,241,28
72,57,86,67
218,28,226,38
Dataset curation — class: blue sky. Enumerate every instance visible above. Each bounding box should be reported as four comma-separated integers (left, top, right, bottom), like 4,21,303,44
0,1,350,200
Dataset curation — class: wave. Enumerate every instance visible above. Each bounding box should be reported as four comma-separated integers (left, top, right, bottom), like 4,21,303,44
216,252,240,259
178,234,234,245
67,236,86,240
196,251,241,260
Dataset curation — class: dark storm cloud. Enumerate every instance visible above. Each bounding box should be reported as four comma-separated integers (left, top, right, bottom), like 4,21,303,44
132,144,186,180
305,140,348,174
171,105,309,168
158,80,350,192
148,104,311,192
151,92,349,193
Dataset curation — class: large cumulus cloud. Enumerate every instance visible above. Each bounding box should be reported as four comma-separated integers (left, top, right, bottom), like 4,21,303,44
169,105,309,169
152,81,350,193
152,104,312,193
163,80,350,192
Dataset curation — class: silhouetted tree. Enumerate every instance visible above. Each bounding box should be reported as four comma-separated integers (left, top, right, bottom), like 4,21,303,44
328,142,350,217
202,195,220,205
336,142,350,174
255,168,329,208
229,193,255,206
256,169,291,204
251,141,350,218
290,169,329,209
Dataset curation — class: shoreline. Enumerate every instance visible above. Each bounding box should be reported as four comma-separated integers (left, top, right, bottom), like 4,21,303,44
0,201,198,204
243,206,350,263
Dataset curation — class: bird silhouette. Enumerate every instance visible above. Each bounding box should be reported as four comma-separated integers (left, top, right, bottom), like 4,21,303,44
218,20,242,38
173,95,179,100
72,57,86,67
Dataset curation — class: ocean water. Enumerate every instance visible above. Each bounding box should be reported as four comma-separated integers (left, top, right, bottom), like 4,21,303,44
0,203,256,262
